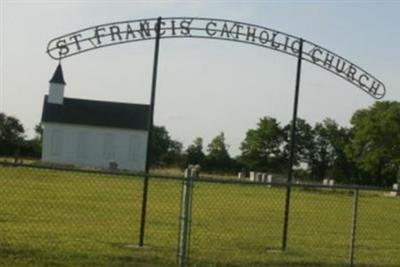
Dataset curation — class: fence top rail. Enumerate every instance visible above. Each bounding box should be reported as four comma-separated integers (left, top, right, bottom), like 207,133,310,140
0,161,184,181
0,161,394,192
195,176,393,192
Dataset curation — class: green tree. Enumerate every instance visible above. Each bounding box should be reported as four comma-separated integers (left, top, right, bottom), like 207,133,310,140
309,122,330,180
283,118,314,168
205,132,233,172
20,123,43,159
34,123,43,141
309,119,354,182
185,137,205,166
0,113,25,156
346,101,400,185
150,125,182,167
20,139,42,159
240,117,285,171
164,139,183,166
150,126,169,165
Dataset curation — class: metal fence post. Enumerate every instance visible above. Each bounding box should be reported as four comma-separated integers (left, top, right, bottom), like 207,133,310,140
178,166,195,267
349,189,359,267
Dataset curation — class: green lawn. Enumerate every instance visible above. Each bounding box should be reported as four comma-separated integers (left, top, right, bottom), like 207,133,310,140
0,165,399,266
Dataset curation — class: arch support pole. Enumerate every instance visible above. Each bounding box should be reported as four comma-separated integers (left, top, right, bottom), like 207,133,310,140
282,38,303,251
138,16,162,247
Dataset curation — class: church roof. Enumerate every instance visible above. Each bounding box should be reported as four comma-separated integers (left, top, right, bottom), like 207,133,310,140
49,64,66,85
41,96,149,131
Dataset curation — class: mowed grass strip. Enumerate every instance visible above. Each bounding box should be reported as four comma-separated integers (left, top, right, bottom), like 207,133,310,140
0,165,399,266
0,166,176,266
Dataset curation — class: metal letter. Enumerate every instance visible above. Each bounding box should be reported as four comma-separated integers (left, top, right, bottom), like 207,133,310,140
324,53,334,68
259,30,269,44
234,23,243,39
125,24,136,40
220,23,231,38
358,74,369,88
228,23,238,38
55,39,70,56
171,20,177,35
246,26,257,42
335,58,346,73
69,34,82,50
290,39,300,54
311,47,323,63
347,64,357,81
206,21,217,36
109,25,122,41
271,32,281,49
139,21,151,38
155,20,166,36
283,36,290,51
180,19,193,36
94,26,106,45
369,80,381,95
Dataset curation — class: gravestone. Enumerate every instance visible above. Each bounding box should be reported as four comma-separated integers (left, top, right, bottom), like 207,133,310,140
323,178,329,185
256,173,263,182
390,184,399,197
329,179,335,186
267,174,273,188
249,171,256,182
393,168,400,196
238,168,246,180
261,173,268,183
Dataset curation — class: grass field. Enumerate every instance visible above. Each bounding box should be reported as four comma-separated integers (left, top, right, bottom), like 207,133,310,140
0,165,399,266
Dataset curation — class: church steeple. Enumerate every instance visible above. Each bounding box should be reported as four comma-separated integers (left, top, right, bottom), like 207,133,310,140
48,63,66,104
49,63,66,85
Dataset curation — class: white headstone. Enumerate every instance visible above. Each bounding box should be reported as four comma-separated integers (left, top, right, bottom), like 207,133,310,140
250,171,256,182
390,183,399,196
323,178,329,185
261,173,267,183
393,184,399,190
266,174,273,188
329,179,335,186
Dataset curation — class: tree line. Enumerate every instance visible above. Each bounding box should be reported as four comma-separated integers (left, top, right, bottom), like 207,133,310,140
150,101,400,186
0,113,42,159
1,101,399,186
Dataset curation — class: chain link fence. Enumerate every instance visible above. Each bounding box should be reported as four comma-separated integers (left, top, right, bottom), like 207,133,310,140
0,162,399,266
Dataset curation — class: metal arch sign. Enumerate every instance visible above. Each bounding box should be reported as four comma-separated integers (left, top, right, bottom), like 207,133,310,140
47,17,385,99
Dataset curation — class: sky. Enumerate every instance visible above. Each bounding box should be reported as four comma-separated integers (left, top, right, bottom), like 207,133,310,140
1,0,399,156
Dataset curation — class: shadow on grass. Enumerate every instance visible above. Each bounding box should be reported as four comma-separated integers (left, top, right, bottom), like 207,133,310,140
0,242,396,267
0,241,175,267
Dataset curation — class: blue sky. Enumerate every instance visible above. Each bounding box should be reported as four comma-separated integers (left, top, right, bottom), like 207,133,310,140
1,1,399,155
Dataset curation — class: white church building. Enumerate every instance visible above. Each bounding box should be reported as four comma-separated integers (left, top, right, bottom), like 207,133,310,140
41,64,149,171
